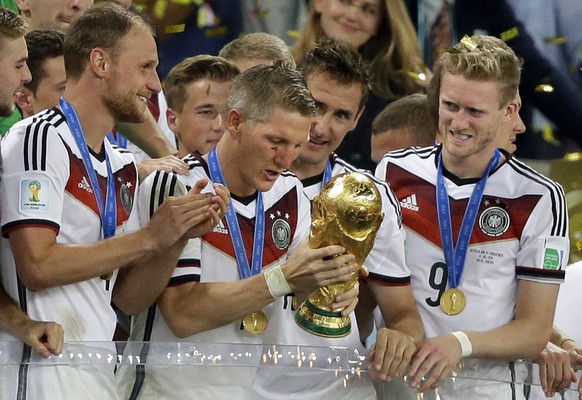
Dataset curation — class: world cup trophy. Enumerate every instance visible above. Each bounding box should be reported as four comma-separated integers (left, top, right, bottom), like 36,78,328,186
295,172,383,337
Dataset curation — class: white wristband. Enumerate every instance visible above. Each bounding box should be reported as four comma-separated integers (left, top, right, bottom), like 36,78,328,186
451,331,473,358
264,265,292,299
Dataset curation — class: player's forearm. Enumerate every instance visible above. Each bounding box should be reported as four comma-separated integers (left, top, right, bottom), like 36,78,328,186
388,312,424,345
112,238,188,316
0,286,33,338
159,276,276,338
467,321,551,361
12,229,159,292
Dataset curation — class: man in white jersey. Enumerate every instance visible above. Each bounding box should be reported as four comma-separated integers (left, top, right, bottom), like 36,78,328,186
375,35,569,399
12,0,184,162
0,4,228,399
0,6,64,359
119,61,361,399
253,39,424,399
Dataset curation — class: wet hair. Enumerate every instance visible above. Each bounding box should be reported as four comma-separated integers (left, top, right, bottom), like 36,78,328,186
226,60,316,123
298,38,370,111
64,2,153,80
24,29,65,93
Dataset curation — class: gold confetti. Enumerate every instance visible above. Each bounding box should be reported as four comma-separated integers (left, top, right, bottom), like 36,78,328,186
541,123,561,146
287,30,300,39
534,83,555,93
205,25,228,38
164,24,186,34
544,36,567,45
460,35,478,50
500,27,519,42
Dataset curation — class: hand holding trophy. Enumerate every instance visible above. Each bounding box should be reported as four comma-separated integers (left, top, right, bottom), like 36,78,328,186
295,172,383,337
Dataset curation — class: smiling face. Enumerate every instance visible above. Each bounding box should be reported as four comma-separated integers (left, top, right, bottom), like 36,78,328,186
102,26,161,124
314,0,382,50
225,107,311,196
17,0,93,31
292,72,363,178
0,36,31,117
168,78,231,156
438,72,514,178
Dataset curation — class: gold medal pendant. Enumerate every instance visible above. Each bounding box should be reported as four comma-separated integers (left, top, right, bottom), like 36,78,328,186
440,288,466,315
242,311,268,335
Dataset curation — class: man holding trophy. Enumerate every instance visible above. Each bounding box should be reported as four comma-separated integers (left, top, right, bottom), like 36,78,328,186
120,61,365,399
255,39,424,398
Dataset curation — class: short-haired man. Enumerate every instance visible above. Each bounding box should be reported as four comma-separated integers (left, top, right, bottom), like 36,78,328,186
269,39,423,399
12,0,183,161
14,28,65,118
375,35,569,399
163,55,239,157
0,4,227,399
0,6,63,359
119,61,360,399
370,93,437,163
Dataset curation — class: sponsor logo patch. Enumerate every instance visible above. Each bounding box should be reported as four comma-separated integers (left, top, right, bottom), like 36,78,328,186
543,248,560,270
400,194,419,212
20,179,50,212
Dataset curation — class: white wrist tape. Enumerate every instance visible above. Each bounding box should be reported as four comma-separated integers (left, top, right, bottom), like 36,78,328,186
264,265,292,299
451,331,473,358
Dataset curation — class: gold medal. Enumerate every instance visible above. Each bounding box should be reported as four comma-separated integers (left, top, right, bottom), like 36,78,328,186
440,288,466,315
242,311,267,335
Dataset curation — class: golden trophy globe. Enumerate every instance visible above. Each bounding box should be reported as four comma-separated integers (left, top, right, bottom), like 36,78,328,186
295,172,383,337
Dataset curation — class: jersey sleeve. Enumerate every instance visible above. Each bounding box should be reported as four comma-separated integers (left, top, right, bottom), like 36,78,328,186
137,170,202,284
516,185,569,283
1,119,69,237
364,181,411,285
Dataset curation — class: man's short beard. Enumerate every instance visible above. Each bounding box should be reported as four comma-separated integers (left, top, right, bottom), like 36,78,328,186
0,102,15,118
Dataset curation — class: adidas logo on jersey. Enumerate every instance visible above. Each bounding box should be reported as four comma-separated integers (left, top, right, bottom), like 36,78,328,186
400,194,419,211
212,219,228,234
77,176,93,194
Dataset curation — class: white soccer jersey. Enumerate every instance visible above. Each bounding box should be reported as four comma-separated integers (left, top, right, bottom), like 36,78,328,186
376,145,569,399
120,153,377,399
0,108,140,400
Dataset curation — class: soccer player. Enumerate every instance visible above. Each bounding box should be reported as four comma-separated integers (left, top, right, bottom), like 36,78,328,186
163,55,239,157
0,4,228,399
14,28,65,119
370,93,437,163
259,39,422,399
375,35,569,399
0,6,64,359
11,0,182,160
119,61,361,399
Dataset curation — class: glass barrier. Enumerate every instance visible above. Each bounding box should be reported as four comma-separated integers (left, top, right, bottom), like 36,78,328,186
0,341,580,399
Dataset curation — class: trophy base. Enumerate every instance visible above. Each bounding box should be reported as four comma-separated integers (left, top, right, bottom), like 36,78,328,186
294,299,351,338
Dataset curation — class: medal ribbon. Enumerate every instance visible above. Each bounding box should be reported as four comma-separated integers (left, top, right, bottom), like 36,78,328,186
321,158,333,187
208,148,265,279
106,131,128,149
436,149,500,288
60,98,116,239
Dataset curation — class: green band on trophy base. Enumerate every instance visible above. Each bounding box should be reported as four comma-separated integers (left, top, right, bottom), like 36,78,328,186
295,299,351,338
